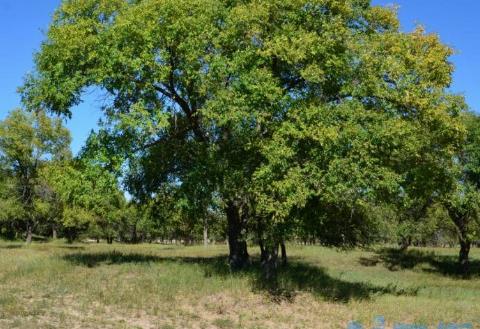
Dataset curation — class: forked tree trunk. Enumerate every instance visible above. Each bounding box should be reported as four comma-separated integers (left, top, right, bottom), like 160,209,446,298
459,239,471,277
259,238,287,283
449,210,471,277
261,242,279,283
226,200,249,269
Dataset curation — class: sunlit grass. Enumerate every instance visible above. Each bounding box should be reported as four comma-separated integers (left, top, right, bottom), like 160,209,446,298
0,241,479,328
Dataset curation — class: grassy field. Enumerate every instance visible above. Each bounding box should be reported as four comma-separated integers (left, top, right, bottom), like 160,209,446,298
0,242,479,329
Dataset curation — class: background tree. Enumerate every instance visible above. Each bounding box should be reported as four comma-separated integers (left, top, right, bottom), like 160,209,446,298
0,164,24,239
0,109,70,243
43,156,125,243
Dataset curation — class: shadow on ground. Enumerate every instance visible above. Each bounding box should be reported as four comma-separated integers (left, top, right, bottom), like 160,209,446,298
62,251,417,303
359,248,480,278
54,245,86,250
0,244,23,249
0,244,86,250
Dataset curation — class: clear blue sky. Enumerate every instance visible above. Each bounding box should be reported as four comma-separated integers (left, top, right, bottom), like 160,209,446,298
0,0,479,155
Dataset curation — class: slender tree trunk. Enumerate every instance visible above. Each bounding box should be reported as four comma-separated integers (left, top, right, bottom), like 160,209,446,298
203,218,208,247
132,224,138,244
399,236,411,251
459,239,471,276
280,241,287,266
26,223,33,244
52,226,57,240
226,200,249,269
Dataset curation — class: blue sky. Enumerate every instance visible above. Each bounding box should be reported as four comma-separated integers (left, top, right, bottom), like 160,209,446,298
0,0,479,155
0,0,100,154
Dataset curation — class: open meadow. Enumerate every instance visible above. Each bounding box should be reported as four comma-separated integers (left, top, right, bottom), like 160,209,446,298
0,241,479,329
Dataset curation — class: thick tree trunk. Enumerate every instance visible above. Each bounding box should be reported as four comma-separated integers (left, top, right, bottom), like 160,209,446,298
280,241,287,266
259,239,267,262
446,208,472,276
226,201,249,269
26,223,33,244
459,239,471,276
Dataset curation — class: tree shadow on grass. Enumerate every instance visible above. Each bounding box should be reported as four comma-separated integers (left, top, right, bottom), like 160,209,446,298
54,245,85,250
0,244,86,251
62,251,417,303
360,247,480,278
270,260,418,302
0,244,23,249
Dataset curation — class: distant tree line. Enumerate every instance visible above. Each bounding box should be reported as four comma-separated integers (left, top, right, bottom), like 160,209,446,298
0,113,228,245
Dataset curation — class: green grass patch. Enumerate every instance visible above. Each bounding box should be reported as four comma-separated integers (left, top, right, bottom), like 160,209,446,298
0,242,479,328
